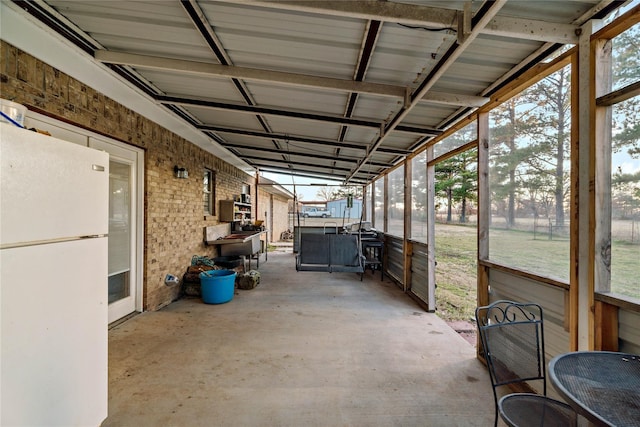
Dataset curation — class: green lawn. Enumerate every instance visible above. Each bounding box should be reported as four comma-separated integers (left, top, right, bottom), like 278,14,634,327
434,224,477,322
433,223,640,322
489,228,569,282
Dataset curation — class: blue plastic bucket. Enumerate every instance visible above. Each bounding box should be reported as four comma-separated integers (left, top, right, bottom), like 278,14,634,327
199,270,237,304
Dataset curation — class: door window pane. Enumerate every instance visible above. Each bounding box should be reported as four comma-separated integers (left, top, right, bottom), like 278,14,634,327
108,160,131,301
108,273,130,304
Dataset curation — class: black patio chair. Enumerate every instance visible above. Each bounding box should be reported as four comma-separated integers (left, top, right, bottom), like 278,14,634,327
475,300,577,427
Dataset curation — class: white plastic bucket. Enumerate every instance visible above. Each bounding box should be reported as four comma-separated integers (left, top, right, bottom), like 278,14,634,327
0,99,27,127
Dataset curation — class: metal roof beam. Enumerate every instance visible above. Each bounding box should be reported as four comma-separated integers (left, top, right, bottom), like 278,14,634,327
96,50,404,98
484,16,578,44
216,142,394,168
215,1,458,27
199,124,411,155
338,19,382,149
215,0,579,43
257,166,369,184
95,50,488,108
240,155,354,173
159,95,441,136
181,0,288,152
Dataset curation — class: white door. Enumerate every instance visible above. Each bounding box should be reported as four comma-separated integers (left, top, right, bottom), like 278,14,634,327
89,137,143,323
24,112,144,323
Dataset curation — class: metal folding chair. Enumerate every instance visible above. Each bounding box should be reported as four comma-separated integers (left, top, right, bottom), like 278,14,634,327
475,300,577,427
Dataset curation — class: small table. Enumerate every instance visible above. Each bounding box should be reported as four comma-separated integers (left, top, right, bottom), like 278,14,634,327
548,351,640,426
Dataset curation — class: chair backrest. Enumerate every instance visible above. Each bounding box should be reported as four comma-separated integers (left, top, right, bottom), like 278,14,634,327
329,234,362,267
476,301,547,396
298,233,330,264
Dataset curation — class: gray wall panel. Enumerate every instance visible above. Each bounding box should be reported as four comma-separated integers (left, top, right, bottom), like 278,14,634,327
488,268,571,365
386,236,404,284
410,242,430,304
619,309,640,354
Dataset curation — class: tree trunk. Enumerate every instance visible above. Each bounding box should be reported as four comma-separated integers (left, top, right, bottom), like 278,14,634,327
507,101,517,229
460,196,467,223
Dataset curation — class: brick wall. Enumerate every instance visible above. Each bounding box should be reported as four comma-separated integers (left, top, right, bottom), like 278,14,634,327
256,190,291,243
1,41,254,311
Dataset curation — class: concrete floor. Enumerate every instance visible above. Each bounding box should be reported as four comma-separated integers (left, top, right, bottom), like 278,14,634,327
104,250,495,427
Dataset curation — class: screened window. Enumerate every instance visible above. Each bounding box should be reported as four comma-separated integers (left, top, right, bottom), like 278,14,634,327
434,122,477,159
374,178,384,231
387,166,404,237
487,65,572,281
611,96,640,299
203,169,215,216
608,22,640,300
365,183,373,223
612,22,640,91
435,149,477,225
411,152,428,242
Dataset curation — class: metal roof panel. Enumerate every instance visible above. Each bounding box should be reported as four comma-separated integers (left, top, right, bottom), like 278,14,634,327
28,0,627,185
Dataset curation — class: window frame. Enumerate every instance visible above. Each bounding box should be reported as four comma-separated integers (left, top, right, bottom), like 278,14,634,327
593,20,640,304
204,168,216,217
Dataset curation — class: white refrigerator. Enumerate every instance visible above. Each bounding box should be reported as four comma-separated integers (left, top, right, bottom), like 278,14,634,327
1,123,109,426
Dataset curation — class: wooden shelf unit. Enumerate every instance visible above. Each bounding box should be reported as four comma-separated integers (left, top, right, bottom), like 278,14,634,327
219,200,252,222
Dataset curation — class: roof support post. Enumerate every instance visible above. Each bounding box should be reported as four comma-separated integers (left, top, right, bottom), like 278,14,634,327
426,145,437,312
575,19,604,350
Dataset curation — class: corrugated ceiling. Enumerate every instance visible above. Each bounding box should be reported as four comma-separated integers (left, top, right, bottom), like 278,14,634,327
10,0,623,184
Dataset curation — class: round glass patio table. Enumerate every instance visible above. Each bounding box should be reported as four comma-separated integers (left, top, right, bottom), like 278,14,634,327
548,351,640,427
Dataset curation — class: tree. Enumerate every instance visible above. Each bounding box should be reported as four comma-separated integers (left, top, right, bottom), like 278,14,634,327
411,152,428,220
332,185,363,200
489,65,572,229
315,185,364,201
490,98,526,228
315,187,334,201
435,150,477,223
435,157,456,222
610,24,640,223
388,167,405,224
521,66,571,226
612,168,640,220
453,149,478,223
612,24,640,159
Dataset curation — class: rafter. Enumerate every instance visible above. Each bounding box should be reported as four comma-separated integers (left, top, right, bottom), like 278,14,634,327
95,50,489,108
213,0,579,43
214,141,394,168
484,16,578,44
180,0,286,153
256,165,370,184
239,154,354,173
159,95,442,136
198,124,411,156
